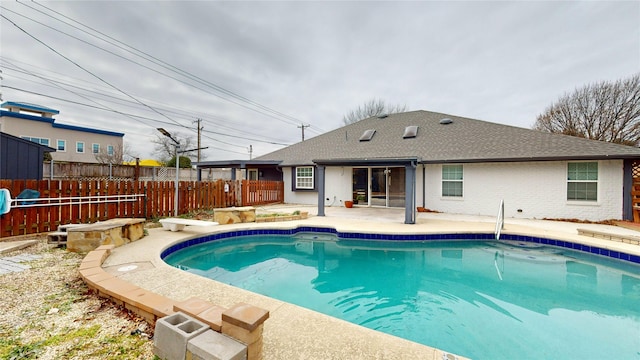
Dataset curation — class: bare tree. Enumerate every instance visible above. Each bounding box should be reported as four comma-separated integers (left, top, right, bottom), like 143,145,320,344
534,73,640,146
342,98,408,125
94,143,136,164
152,132,196,165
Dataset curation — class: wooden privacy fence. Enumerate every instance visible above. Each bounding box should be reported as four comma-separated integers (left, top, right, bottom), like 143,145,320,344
632,180,640,222
0,179,284,238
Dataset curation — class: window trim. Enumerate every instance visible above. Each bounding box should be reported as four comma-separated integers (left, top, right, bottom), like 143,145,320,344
292,166,316,191
441,164,464,198
76,141,85,153
57,139,66,152
567,161,598,202
247,169,259,180
92,143,100,154
22,136,50,146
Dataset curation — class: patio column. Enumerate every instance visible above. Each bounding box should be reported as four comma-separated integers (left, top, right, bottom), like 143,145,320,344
405,163,416,224
317,165,325,217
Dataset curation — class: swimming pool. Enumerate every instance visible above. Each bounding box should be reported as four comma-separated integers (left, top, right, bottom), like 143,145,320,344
162,227,640,359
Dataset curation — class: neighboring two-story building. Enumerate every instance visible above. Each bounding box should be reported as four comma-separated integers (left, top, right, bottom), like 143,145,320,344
0,101,124,163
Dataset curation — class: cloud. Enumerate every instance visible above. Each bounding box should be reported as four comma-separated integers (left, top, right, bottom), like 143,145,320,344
1,1,638,161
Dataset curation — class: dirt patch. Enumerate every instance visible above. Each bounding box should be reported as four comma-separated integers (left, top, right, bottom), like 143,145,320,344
0,239,155,359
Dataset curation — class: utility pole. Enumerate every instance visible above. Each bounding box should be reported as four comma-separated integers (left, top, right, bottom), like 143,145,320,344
194,119,203,162
298,123,310,141
248,145,253,160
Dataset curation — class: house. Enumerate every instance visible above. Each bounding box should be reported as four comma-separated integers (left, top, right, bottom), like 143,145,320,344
0,102,124,163
1,131,56,179
197,110,640,223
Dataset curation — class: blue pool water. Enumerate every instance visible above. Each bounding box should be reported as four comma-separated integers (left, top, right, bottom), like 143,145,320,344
163,231,640,359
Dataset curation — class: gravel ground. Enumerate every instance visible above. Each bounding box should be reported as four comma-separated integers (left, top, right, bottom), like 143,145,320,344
0,238,155,359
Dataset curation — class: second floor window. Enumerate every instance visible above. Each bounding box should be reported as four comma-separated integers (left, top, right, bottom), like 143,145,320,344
22,136,49,146
107,145,114,155
92,144,100,154
57,140,66,151
76,142,85,153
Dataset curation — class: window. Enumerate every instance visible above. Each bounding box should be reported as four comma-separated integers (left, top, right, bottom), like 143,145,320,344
107,145,114,155
442,164,463,197
567,162,598,201
248,169,258,180
57,139,66,151
22,136,49,146
92,143,100,154
295,166,314,189
76,141,85,153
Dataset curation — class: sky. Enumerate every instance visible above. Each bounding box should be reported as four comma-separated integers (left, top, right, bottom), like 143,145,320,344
1,1,639,162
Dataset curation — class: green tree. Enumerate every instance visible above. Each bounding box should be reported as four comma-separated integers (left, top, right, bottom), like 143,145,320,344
166,155,192,168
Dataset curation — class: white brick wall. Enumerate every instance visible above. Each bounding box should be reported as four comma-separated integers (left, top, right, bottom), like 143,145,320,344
284,166,353,206
420,160,623,221
284,160,625,221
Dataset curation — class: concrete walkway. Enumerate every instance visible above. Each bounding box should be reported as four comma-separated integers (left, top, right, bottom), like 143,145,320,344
1,206,639,357
101,205,639,360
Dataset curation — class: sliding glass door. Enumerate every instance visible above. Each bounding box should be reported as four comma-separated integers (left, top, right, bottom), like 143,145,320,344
353,167,405,208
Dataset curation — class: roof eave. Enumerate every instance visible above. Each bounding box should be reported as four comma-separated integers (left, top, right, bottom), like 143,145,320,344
194,160,282,169
313,157,420,166
419,154,640,164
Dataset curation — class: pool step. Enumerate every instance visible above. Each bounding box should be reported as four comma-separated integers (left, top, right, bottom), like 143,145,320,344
577,228,640,246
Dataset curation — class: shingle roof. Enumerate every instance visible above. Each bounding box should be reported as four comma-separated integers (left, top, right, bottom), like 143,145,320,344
256,110,640,166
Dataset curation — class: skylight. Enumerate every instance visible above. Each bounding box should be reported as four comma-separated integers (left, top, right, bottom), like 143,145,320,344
359,129,376,141
403,126,418,138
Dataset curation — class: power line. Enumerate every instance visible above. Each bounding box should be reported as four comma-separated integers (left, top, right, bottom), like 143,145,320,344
2,85,292,149
1,12,186,132
17,1,327,134
2,63,294,145
1,4,323,157
3,57,292,142
3,15,278,153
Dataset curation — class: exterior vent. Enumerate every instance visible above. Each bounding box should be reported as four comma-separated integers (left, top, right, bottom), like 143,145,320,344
439,118,453,125
403,126,418,139
377,114,388,119
359,129,376,141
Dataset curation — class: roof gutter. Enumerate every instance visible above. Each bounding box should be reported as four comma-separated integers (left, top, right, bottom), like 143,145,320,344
313,157,421,166
419,154,640,164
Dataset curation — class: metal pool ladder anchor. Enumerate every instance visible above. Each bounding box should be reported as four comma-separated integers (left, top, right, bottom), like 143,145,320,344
494,199,505,280
495,199,504,241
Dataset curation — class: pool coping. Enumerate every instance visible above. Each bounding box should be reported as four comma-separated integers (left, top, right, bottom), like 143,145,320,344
96,213,640,360
160,226,640,266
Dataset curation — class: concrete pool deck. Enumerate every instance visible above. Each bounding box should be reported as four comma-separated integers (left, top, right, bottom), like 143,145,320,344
101,205,640,359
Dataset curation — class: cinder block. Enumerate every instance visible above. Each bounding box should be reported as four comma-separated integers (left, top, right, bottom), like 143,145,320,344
154,312,210,360
186,330,247,360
